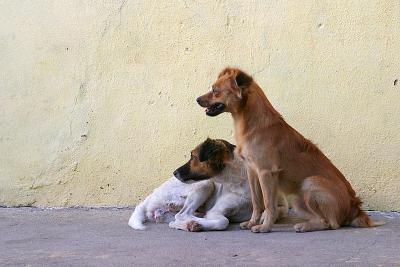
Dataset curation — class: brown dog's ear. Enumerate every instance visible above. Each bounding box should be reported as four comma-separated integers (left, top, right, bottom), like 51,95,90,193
218,68,252,99
218,68,252,87
233,70,252,99
234,70,253,88
199,138,223,162
218,67,234,78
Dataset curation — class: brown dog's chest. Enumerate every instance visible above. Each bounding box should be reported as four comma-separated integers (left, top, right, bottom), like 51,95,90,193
237,137,276,164
238,142,301,194
237,143,251,163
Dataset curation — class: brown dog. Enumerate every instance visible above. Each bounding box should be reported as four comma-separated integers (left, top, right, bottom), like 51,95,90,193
196,67,383,233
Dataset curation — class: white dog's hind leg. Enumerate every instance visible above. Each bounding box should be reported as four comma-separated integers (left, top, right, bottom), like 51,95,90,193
128,202,147,230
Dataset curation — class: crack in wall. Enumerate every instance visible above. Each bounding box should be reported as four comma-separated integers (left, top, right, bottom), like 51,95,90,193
101,0,129,38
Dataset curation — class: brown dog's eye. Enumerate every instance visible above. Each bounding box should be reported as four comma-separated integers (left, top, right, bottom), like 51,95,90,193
212,88,220,97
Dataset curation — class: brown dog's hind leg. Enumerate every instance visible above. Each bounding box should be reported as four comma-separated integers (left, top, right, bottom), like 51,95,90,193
294,218,331,233
276,191,289,221
240,167,264,230
293,176,341,232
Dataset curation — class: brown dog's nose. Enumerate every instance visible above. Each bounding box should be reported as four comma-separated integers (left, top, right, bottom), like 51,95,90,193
196,97,201,104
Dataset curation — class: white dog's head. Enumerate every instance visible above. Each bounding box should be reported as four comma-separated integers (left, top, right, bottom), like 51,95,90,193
173,138,236,183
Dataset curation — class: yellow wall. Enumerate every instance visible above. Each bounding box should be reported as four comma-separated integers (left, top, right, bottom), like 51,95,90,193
0,1,399,210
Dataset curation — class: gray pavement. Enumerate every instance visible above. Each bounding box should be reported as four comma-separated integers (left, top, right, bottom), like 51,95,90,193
0,207,399,267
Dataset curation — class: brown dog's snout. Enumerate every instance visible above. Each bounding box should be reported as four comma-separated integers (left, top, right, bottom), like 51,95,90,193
196,94,209,107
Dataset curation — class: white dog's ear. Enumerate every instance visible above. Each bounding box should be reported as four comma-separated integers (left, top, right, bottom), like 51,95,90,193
199,138,222,162
220,140,236,156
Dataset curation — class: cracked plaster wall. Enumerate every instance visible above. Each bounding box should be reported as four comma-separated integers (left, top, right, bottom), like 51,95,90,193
0,1,399,210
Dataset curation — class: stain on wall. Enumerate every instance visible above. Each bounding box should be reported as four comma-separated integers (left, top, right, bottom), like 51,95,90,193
0,0,399,210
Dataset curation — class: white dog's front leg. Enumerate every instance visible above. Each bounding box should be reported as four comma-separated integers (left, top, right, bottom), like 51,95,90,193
186,194,237,231
175,180,214,221
188,213,230,231
169,212,229,232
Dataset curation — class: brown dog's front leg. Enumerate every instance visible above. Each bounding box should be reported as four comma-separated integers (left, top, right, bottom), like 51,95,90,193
240,167,264,230
251,167,281,233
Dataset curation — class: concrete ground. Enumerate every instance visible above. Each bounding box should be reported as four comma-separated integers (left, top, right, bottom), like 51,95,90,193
0,208,399,267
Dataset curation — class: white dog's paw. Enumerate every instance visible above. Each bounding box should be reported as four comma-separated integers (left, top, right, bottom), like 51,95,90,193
186,221,202,232
169,220,202,232
167,202,182,212
154,208,166,223
128,217,146,230
168,221,176,229
169,220,186,230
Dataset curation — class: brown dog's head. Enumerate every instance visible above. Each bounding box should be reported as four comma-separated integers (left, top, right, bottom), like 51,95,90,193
196,68,253,116
173,138,236,183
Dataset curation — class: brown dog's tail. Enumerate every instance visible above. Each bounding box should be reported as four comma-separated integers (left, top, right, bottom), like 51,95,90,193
350,210,385,227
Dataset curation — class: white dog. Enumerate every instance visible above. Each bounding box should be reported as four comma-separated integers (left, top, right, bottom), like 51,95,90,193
129,138,288,231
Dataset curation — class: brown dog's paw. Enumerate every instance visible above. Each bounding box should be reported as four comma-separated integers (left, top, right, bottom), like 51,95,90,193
240,220,257,230
251,224,271,233
186,221,202,232
239,221,250,229
294,223,310,233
